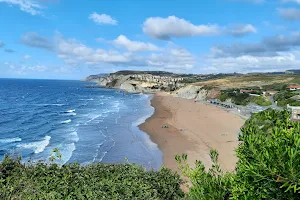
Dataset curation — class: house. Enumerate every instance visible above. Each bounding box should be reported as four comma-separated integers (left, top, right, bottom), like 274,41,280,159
287,104,300,121
287,85,300,91
240,89,261,96
240,89,252,93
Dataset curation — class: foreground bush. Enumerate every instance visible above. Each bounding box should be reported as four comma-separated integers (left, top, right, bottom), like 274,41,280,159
178,109,300,199
233,109,300,199
0,156,184,199
176,151,233,200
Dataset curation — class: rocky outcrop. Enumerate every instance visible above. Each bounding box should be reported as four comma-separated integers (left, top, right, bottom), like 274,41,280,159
87,72,185,93
174,85,220,101
84,74,108,82
119,82,147,93
174,85,202,99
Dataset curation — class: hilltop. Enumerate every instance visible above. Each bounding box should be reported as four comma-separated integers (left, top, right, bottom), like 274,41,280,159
192,74,300,90
85,71,300,115
84,70,241,93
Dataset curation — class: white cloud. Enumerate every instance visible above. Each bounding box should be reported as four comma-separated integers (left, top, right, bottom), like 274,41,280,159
278,8,300,21
147,48,196,71
23,55,31,59
57,35,196,71
0,0,42,15
201,52,299,73
21,32,53,50
9,64,48,75
21,32,197,72
143,16,256,40
54,33,134,65
200,32,300,73
143,16,220,40
226,24,257,37
55,66,70,73
28,65,48,72
113,35,161,52
89,13,117,25
210,32,300,58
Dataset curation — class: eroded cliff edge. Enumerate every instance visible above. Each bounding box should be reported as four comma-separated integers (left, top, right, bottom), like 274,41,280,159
85,71,221,100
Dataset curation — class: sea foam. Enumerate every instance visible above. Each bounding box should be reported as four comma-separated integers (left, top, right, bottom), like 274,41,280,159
70,132,79,142
61,119,72,124
17,136,51,154
59,143,76,164
0,137,22,143
65,109,75,113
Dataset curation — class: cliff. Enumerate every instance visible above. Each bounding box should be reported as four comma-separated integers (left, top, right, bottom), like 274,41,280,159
86,71,186,93
173,85,220,100
85,71,223,100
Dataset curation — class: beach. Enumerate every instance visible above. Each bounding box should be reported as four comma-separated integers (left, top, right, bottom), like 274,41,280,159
139,93,245,172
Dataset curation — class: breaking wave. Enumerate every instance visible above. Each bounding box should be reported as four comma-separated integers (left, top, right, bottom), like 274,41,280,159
17,136,51,154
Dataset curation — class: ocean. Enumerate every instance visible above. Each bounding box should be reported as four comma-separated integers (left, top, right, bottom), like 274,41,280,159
0,79,162,170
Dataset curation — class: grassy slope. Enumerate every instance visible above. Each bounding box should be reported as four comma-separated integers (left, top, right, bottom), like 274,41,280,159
193,74,300,90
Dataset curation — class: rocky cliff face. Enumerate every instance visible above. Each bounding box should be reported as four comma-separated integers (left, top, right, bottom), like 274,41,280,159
174,85,220,101
86,72,185,93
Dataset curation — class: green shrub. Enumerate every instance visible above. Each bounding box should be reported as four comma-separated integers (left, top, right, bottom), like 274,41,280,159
233,109,300,199
274,91,300,108
218,92,229,102
262,83,288,91
176,151,233,200
0,155,184,200
217,91,250,105
250,96,272,106
179,109,300,199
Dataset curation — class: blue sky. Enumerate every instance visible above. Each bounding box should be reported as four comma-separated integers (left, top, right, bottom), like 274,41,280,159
1,0,300,79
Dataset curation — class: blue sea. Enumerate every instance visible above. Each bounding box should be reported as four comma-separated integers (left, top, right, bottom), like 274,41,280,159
0,79,162,170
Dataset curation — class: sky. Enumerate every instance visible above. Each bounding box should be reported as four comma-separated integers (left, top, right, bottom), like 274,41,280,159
1,0,300,79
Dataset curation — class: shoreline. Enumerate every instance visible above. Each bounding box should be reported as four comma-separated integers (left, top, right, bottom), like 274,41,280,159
139,93,245,172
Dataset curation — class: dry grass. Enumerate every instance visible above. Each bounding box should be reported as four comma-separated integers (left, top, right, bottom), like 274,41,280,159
193,74,298,89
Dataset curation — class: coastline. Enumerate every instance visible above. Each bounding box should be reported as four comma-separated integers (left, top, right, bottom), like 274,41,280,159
139,93,245,172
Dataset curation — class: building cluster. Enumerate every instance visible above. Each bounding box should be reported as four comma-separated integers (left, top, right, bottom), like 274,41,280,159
130,74,184,86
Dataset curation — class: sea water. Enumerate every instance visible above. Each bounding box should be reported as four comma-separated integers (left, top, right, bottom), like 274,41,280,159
0,79,162,170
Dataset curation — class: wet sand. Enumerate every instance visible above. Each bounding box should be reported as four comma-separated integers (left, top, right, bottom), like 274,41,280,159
139,93,245,172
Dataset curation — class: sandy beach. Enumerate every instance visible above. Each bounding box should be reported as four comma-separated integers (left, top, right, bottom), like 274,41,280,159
139,93,245,172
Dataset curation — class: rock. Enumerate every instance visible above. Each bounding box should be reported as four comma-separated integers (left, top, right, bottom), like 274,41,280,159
175,85,202,99
195,89,209,101
85,72,186,93
120,82,145,93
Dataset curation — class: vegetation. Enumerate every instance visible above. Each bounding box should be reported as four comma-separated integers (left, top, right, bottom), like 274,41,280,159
218,89,271,106
0,152,183,199
218,90,250,106
177,109,300,199
274,91,300,108
262,82,288,91
250,96,272,106
176,152,233,200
